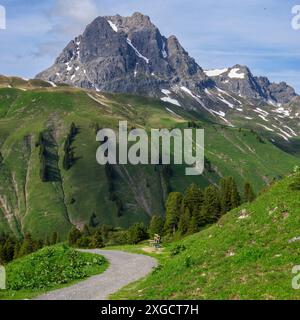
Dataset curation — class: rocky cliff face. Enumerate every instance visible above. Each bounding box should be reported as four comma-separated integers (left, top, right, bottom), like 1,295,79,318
204,64,297,104
36,12,211,97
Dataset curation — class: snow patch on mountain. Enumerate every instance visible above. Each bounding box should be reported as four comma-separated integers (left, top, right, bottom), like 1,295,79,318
161,97,181,106
161,41,168,58
204,68,228,77
228,68,245,79
107,20,118,32
126,38,149,64
257,123,274,132
161,89,181,106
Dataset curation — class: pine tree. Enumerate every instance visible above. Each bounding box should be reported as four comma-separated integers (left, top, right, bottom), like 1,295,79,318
164,192,183,235
18,234,35,258
1,238,16,263
178,207,191,235
201,185,221,223
184,183,203,213
243,182,255,202
13,241,21,259
188,215,199,234
45,236,51,246
82,224,91,236
219,177,232,214
51,232,58,245
63,123,78,170
219,177,240,214
229,177,240,209
149,215,165,238
92,230,105,248
68,226,82,246
127,223,148,244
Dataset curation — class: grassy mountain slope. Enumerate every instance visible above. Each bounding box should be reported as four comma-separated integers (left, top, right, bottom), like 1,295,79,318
0,79,298,239
113,174,300,300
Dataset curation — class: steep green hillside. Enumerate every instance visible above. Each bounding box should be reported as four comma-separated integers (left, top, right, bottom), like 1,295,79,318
0,81,298,239
112,174,300,300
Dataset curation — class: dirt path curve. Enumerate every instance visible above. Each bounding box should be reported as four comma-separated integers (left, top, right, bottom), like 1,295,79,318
36,249,157,300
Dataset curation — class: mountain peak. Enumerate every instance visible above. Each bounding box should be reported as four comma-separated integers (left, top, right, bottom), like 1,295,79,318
36,12,208,96
205,64,297,104
35,13,297,105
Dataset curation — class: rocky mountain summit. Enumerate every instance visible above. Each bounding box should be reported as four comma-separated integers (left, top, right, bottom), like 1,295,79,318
36,12,211,96
36,12,299,141
205,65,297,104
36,12,297,106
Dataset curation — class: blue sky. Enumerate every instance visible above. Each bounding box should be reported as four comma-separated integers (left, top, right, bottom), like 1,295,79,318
0,0,300,92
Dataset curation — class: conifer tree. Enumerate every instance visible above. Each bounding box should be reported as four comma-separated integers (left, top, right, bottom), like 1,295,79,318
51,232,58,245
188,215,199,234
127,223,148,244
219,177,240,214
149,215,165,238
68,226,82,246
164,192,183,235
18,234,35,258
82,224,91,236
178,207,191,235
229,177,240,209
243,182,255,202
202,184,221,223
1,238,16,263
184,183,203,213
92,230,105,248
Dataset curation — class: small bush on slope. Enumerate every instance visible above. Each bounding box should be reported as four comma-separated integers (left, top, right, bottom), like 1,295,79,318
112,174,300,300
6,245,106,290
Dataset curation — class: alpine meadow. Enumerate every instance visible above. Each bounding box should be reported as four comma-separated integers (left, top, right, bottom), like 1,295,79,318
0,5,300,303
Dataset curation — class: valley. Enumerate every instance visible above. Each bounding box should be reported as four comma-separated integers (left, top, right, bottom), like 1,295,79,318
0,77,298,239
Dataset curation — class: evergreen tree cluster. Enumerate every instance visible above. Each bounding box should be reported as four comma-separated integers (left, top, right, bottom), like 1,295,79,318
68,222,149,247
63,123,78,170
155,178,255,238
104,163,124,217
68,225,105,249
37,132,49,182
0,232,59,265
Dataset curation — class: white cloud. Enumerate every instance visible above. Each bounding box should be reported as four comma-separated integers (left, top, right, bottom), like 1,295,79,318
54,0,98,24
49,0,99,36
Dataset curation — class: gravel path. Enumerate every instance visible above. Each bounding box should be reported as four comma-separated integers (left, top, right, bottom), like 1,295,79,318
36,249,157,300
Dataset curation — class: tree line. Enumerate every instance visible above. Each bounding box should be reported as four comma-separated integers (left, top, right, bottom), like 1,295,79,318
63,122,78,170
0,232,59,264
0,177,255,264
36,132,49,182
149,177,255,238
68,177,255,247
67,222,148,248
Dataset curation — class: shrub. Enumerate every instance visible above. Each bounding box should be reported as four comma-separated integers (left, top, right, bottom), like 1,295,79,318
170,244,186,256
6,245,105,290
127,223,148,244
289,172,300,190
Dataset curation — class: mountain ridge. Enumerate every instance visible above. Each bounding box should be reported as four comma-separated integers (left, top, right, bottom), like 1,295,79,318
36,12,298,106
